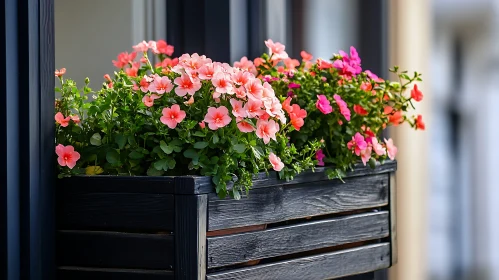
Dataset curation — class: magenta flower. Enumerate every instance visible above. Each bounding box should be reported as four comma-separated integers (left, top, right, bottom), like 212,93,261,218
203,106,232,130
316,149,325,166
55,144,80,169
288,83,301,89
316,95,333,114
333,94,351,121
347,133,368,156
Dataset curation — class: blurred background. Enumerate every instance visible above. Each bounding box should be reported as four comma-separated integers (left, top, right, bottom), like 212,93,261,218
55,0,499,279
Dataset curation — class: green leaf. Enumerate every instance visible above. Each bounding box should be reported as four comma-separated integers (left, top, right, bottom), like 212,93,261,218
212,134,219,144
160,140,174,154
128,135,137,146
90,133,102,146
147,166,164,176
106,149,120,164
233,144,246,153
153,159,168,171
166,157,176,169
194,142,209,149
251,146,264,159
115,134,126,149
128,151,144,159
183,149,198,159
193,131,206,137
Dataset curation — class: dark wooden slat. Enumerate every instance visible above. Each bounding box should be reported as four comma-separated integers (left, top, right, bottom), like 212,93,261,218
389,173,398,265
57,230,174,270
208,174,389,231
57,267,173,280
57,192,174,231
208,211,389,268
174,194,207,280
58,176,175,194
207,243,391,280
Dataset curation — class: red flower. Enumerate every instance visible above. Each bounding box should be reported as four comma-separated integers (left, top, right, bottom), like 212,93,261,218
353,104,368,116
415,114,425,130
411,84,423,102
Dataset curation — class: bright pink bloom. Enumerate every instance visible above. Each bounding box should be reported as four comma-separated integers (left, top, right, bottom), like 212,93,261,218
55,144,80,169
317,59,333,69
237,120,255,133
316,149,325,166
204,106,232,130
334,47,362,76
353,104,368,116
300,51,313,61
142,94,160,107
55,112,70,127
333,94,351,121
284,58,300,70
230,99,246,118
360,147,372,166
160,104,186,129
264,39,288,61
149,76,173,94
139,76,151,93
174,74,201,96
384,138,398,160
199,121,206,129
268,152,284,171
112,52,137,68
371,138,386,156
212,72,233,97
347,133,368,156
288,83,301,89
155,40,174,56
411,84,423,102
244,99,264,118
256,119,279,144
245,79,264,100
365,70,384,83
55,68,66,77
316,95,333,114
133,40,149,52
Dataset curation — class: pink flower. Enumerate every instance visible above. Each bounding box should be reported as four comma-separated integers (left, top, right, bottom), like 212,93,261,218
234,86,247,99
125,62,140,77
245,78,264,100
300,51,313,61
234,56,257,75
264,39,288,61
411,84,423,102
160,104,186,129
316,149,325,166
360,146,372,166
317,59,333,69
133,40,149,52
198,63,219,80
282,97,293,114
371,138,386,156
384,138,398,160
55,144,80,169
333,94,351,121
149,76,173,94
316,95,333,114
289,104,307,131
237,120,255,133
139,76,151,93
70,115,80,124
155,40,174,56
415,114,425,130
142,94,160,107
174,74,202,96
284,58,300,70
204,106,232,130
112,52,137,68
268,153,284,171
244,99,264,118
199,121,206,129
365,70,384,83
353,104,368,116
347,133,368,156
55,112,70,127
256,119,279,144
212,72,233,97
288,82,301,89
55,68,66,77
230,99,246,118
232,70,252,86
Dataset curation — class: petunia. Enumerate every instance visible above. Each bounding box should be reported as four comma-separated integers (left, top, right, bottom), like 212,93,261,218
333,94,351,121
234,56,257,75
360,147,372,166
288,82,301,89
125,62,140,77
268,153,285,171
112,52,137,68
139,76,152,93
264,39,288,61
149,76,173,94
384,138,398,160
317,59,333,70
256,119,279,144
55,144,80,169
316,149,325,166
55,112,70,127
371,138,386,156
411,84,423,102
160,104,186,129
282,97,293,114
174,74,202,96
415,114,425,130
388,110,403,126
347,132,367,156
133,40,149,52
316,95,333,114
142,94,160,107
203,106,232,130
284,58,300,71
198,63,219,80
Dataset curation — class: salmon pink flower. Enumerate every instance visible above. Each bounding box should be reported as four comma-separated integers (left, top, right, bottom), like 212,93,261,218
125,62,140,77
360,82,372,92
237,120,255,133
244,99,264,118
230,99,246,118
254,57,265,67
204,106,232,130
70,115,80,124
139,76,152,92
142,94,160,107
184,96,195,106
384,106,393,115
198,63,219,80
316,149,325,166
371,138,386,156
256,119,279,144
300,51,313,61
56,144,80,169
347,133,368,156
284,58,300,70
234,86,247,99
265,39,288,61
262,82,275,99
174,74,201,96
384,138,398,160
245,79,264,100
212,72,233,97
199,121,206,129
353,104,368,116
360,147,372,166
133,40,149,52
415,114,425,130
282,97,293,114
55,112,70,127
389,110,403,126
316,95,333,114
333,94,351,121
112,52,137,68
155,40,174,56
160,104,186,129
317,59,333,69
55,68,66,77
268,153,284,171
234,56,257,75
232,71,252,86
411,84,423,102
149,76,174,94
104,74,112,82
289,104,307,131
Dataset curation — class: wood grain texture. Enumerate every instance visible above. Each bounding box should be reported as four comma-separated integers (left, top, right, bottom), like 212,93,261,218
58,176,175,194
207,243,391,280
174,194,207,280
389,173,397,265
57,230,174,270
57,267,173,280
207,211,389,268
57,192,174,231
208,174,389,231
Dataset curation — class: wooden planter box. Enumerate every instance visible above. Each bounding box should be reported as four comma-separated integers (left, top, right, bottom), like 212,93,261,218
56,161,397,280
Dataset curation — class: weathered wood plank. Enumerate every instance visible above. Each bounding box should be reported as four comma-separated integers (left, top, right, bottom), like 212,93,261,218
57,192,174,231
207,211,389,268
174,193,207,280
207,243,391,280
59,176,175,194
208,174,389,231
57,267,173,280
57,230,174,270
389,173,397,265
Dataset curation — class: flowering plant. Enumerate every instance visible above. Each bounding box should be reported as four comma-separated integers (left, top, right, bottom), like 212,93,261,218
54,40,322,198
244,40,425,179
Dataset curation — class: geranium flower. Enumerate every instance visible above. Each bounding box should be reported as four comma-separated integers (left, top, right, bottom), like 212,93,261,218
264,39,288,61
316,95,333,114
317,59,333,70
347,132,367,156
284,58,300,70
282,97,293,114
125,62,140,77
289,104,307,131
55,112,70,127
212,72,233,97
245,78,264,100
204,106,232,130
244,99,264,118
149,76,173,94
388,110,403,126
411,84,423,102
70,115,80,124
360,146,372,166
160,104,186,129
142,94,160,107
256,119,279,144
237,120,255,133
234,56,257,75
112,52,137,68
371,138,386,156
155,40,174,56
55,144,80,169
230,99,246,118
133,40,149,52
333,94,351,121
174,74,201,96
198,63,218,80
268,153,284,171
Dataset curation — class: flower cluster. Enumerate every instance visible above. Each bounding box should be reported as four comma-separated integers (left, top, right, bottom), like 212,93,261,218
54,40,321,198
250,40,424,179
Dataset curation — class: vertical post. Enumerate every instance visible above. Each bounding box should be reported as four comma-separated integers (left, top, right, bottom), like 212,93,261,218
174,177,208,280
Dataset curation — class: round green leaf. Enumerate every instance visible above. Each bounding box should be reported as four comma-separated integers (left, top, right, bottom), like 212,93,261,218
194,142,209,149
90,133,102,146
106,150,120,164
